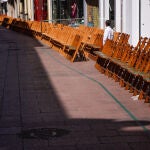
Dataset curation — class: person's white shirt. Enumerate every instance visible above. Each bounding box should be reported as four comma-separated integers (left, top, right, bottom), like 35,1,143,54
103,26,114,45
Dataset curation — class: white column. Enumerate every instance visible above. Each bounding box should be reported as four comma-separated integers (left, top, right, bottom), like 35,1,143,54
30,0,34,20
115,0,140,46
14,0,17,18
131,0,140,46
122,0,132,44
99,0,105,29
115,0,122,32
16,0,20,18
99,0,110,29
141,0,150,38
7,3,14,17
24,0,28,20
105,0,109,20
27,0,34,20
27,0,31,20
47,0,52,22
6,2,9,16
19,1,23,19
83,0,87,26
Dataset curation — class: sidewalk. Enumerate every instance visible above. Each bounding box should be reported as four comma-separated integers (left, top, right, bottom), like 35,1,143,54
0,26,150,150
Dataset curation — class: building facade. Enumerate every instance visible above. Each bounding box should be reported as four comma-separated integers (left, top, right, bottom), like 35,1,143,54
1,0,150,45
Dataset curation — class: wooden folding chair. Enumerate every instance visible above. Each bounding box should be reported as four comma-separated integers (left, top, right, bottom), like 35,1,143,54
62,34,84,62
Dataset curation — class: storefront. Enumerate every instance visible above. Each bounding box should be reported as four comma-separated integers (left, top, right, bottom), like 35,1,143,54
3,0,149,46
85,0,115,28
34,0,48,21
86,0,99,27
0,0,8,15
51,0,83,25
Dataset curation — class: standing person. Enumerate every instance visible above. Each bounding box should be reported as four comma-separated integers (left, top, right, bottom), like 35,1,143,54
103,20,114,45
71,0,77,24
71,0,77,19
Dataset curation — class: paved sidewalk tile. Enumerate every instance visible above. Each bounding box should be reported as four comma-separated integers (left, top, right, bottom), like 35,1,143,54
0,26,150,150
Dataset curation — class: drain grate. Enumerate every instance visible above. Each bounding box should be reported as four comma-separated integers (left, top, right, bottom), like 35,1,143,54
18,128,70,140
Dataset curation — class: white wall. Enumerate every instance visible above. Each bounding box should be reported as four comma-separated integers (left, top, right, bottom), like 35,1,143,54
141,0,150,38
123,0,132,44
131,0,140,46
115,0,122,32
123,0,132,34
7,1,18,18
116,0,150,46
115,0,140,46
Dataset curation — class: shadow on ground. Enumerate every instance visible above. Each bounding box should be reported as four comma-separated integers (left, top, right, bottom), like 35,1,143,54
0,26,150,150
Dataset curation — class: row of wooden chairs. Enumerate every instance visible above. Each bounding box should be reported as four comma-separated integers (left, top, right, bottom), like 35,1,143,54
0,16,14,28
0,16,118,63
95,37,150,102
0,15,149,103
6,17,103,62
5,17,114,63
8,18,82,62
0,15,5,25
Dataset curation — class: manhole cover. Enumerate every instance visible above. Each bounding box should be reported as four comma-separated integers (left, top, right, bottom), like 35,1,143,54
18,128,70,140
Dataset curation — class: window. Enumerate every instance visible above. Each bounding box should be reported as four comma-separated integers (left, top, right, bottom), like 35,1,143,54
86,0,99,27
52,0,83,25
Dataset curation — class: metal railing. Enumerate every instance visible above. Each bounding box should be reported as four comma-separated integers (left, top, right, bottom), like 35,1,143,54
43,18,84,27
